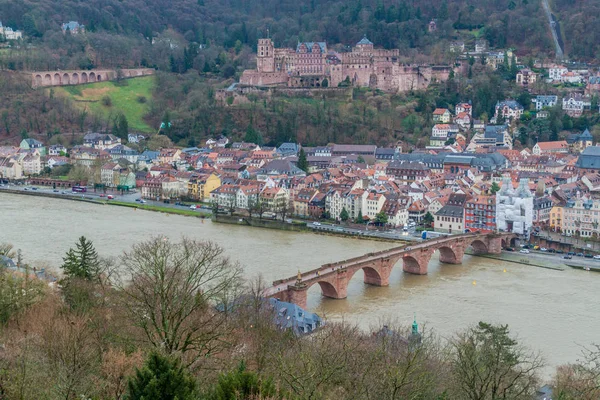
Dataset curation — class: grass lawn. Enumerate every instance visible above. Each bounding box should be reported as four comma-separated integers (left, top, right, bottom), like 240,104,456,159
53,76,155,133
104,200,211,218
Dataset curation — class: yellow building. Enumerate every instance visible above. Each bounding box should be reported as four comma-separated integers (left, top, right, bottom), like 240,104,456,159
188,173,221,201
549,204,564,232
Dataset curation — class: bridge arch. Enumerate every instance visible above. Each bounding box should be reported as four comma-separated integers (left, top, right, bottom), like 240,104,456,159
43,74,52,85
81,72,88,83
89,72,96,81
346,265,385,287
469,239,488,254
53,73,61,85
403,255,426,275
62,73,70,85
71,73,79,84
35,74,42,86
97,74,102,81
309,280,340,300
437,246,460,264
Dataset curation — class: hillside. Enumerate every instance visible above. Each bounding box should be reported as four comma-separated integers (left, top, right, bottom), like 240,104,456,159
0,0,566,74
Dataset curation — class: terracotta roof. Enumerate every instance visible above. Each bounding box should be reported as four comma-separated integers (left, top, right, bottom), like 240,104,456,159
536,141,568,150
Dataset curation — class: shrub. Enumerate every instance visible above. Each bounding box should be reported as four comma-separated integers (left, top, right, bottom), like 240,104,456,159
101,96,112,107
137,95,147,104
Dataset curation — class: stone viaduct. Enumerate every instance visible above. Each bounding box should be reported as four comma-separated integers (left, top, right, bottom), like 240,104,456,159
30,68,155,89
265,232,516,309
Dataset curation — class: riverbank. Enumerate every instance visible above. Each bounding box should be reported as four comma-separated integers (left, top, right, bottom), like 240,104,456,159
213,214,403,243
465,249,565,271
0,189,211,219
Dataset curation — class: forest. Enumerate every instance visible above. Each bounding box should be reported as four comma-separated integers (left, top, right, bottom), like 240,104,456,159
2,0,594,73
1,237,599,400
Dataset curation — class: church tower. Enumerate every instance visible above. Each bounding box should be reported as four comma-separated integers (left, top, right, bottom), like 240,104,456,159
257,38,275,73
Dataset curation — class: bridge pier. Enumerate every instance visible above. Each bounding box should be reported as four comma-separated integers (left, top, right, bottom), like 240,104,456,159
363,256,401,286
402,249,433,275
438,242,467,264
487,236,504,254
287,284,309,309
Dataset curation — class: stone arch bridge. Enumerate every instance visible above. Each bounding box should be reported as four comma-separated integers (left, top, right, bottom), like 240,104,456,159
265,232,516,309
29,68,154,88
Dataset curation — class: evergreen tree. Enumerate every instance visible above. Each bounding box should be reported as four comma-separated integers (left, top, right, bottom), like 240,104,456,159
127,352,197,400
423,212,434,227
244,124,263,145
340,207,349,222
61,236,100,280
297,148,309,172
490,182,501,194
375,211,388,225
355,209,363,224
211,361,280,400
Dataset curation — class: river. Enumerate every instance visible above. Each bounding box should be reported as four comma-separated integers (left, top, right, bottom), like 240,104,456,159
1,192,599,376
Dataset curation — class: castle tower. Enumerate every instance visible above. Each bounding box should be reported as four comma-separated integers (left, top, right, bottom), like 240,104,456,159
257,38,275,73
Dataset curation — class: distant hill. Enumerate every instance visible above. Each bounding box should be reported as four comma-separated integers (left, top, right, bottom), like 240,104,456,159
0,0,571,60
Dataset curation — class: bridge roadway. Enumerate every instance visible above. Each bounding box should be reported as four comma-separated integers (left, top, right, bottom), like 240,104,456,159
265,232,515,308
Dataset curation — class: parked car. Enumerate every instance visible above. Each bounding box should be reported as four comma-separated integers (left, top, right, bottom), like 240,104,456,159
564,255,573,259
584,254,593,258
53,189,59,193
519,249,530,254
567,252,576,256
313,222,321,226
135,198,141,202
504,247,515,252
576,253,584,257
107,195,114,200
533,245,540,250
540,247,548,252
522,245,531,249
31,187,37,190
99,194,106,197
140,200,147,204
190,205,197,210
593,255,600,260
556,250,564,254
548,248,556,253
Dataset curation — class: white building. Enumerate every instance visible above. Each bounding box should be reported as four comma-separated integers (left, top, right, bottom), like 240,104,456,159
0,23,23,40
532,95,558,111
549,66,568,81
496,177,533,238
562,94,592,117
362,191,386,219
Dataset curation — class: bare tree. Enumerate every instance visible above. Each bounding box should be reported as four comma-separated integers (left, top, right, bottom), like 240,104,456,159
117,237,242,366
226,195,237,216
276,197,292,222
554,344,600,400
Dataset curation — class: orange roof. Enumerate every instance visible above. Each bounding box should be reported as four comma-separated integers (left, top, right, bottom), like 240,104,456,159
433,108,449,115
536,141,568,150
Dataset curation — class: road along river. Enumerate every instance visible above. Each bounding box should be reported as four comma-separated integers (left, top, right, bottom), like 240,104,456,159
1,192,599,376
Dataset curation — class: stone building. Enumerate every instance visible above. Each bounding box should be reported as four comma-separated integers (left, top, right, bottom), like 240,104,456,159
496,178,533,238
240,37,451,93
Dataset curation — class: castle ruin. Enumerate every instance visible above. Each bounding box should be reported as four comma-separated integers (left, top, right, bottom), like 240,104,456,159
240,36,451,93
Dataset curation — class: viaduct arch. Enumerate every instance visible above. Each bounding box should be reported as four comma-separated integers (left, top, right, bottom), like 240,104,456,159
30,68,155,88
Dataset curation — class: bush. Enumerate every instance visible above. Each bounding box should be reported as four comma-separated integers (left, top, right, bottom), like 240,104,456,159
137,95,147,104
101,95,112,107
